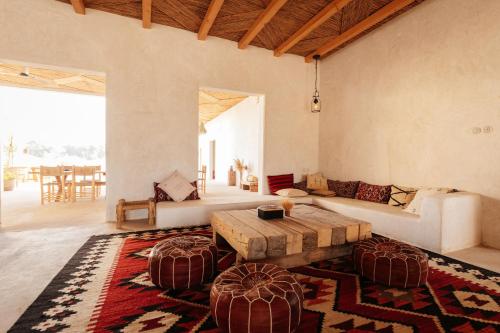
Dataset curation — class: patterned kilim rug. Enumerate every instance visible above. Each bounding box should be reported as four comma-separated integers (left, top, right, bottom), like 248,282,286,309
8,226,500,333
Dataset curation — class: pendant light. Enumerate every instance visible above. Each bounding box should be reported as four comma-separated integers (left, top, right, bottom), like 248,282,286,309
199,121,207,135
311,55,321,113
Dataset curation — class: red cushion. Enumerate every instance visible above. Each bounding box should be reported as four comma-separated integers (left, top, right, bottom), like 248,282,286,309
267,173,293,194
153,181,200,203
355,181,391,203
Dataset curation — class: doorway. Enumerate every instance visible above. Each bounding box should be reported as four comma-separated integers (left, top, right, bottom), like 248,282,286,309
198,88,264,196
0,61,106,230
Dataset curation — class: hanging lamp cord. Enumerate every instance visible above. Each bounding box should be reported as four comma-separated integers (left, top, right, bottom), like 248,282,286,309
314,57,318,93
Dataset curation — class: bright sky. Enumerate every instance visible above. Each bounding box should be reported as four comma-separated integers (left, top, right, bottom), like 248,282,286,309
0,86,105,146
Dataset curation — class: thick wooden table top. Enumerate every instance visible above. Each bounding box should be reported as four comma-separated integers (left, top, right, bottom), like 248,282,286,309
211,205,371,260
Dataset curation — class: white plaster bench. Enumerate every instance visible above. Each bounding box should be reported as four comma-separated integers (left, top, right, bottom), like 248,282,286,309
312,192,481,254
155,191,481,254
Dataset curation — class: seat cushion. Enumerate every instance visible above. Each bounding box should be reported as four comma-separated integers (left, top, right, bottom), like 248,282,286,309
312,196,418,240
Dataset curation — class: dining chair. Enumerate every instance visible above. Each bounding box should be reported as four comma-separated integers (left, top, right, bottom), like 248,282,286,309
68,166,97,202
28,167,40,182
93,165,106,197
40,166,67,204
198,165,207,194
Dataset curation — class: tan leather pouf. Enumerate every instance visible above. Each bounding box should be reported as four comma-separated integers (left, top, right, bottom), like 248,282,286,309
210,263,304,333
353,237,429,288
148,235,217,289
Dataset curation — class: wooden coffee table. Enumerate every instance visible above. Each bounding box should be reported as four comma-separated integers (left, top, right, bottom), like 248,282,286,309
211,205,371,268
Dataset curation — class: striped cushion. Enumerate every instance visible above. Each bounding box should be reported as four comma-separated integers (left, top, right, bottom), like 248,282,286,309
267,173,294,194
388,185,417,208
153,181,200,203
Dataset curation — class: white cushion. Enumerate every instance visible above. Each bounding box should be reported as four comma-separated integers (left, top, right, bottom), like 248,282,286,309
275,188,309,198
158,170,195,202
404,188,450,215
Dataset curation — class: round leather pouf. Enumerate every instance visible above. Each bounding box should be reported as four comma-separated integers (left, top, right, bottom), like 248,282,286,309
210,263,304,333
353,238,429,288
148,235,217,289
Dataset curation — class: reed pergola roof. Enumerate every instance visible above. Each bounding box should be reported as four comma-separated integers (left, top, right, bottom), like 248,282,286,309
199,89,248,123
58,0,425,62
0,62,105,95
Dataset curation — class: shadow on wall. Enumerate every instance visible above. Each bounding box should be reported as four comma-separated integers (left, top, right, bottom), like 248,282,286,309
481,196,500,249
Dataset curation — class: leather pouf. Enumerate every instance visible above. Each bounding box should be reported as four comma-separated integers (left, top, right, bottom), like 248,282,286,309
210,263,303,333
353,237,429,288
148,235,217,289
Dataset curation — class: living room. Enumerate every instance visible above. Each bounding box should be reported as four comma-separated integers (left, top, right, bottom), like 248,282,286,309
1,0,499,332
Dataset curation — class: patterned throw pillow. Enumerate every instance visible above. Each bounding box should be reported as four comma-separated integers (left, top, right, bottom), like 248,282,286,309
327,180,360,198
355,181,392,204
293,180,312,194
267,174,294,194
153,181,200,203
307,173,328,190
389,185,417,208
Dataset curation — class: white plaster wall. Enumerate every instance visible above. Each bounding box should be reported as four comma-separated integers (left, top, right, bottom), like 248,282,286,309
0,0,319,221
319,0,500,248
200,96,263,185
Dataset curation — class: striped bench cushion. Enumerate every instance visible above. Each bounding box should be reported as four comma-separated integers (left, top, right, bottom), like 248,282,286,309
267,173,294,194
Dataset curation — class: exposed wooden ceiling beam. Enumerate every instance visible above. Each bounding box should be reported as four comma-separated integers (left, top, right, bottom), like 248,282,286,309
198,0,225,40
142,0,152,29
70,0,85,15
274,0,353,57
238,0,288,49
305,0,415,62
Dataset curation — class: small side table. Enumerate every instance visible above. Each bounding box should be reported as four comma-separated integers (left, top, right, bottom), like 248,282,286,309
116,198,156,229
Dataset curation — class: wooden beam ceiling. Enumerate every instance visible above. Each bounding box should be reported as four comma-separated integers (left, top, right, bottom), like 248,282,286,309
198,0,225,40
142,0,152,28
274,0,353,57
238,0,289,49
305,0,416,62
57,0,424,62
70,0,85,15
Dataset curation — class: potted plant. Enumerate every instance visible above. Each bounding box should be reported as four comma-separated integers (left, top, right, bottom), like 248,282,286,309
3,169,16,191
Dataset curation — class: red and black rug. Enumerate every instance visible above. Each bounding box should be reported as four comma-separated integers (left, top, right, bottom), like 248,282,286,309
8,226,500,332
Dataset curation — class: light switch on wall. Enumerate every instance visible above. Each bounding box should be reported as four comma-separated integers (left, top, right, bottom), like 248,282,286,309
483,126,493,134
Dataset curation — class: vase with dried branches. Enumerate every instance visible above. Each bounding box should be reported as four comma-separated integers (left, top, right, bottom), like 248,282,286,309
234,158,245,187
281,199,295,217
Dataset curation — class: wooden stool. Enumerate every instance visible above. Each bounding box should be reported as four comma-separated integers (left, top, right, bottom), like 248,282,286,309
116,198,156,229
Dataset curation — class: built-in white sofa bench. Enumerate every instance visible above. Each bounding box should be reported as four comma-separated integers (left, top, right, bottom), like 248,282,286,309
312,192,481,254
156,191,481,254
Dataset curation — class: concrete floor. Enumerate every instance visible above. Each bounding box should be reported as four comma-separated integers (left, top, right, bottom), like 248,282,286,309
0,182,499,332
